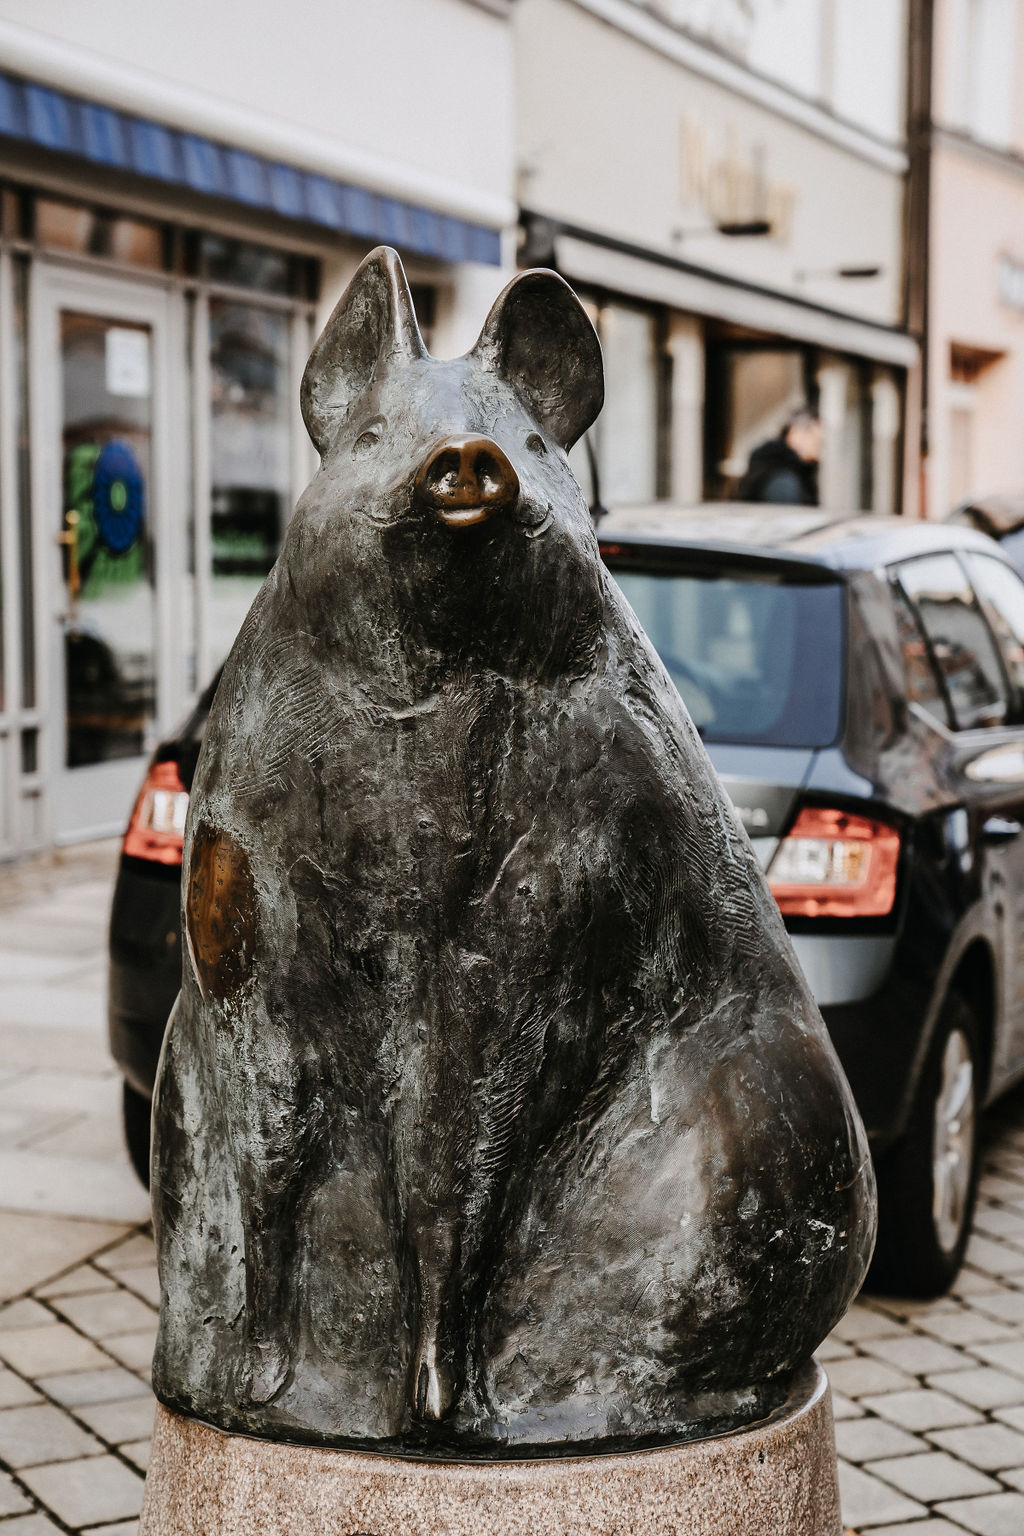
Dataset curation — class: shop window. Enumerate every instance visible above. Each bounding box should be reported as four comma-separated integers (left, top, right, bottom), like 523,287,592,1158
571,298,665,510
208,300,292,666
36,198,165,270
705,343,809,500
201,235,292,295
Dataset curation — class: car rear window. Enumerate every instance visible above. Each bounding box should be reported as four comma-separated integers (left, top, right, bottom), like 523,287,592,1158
604,557,845,748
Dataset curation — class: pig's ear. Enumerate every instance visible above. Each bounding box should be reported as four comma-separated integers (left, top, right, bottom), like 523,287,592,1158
473,269,603,451
301,246,426,455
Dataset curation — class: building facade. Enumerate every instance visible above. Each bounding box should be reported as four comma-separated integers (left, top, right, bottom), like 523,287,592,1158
927,0,1024,518
514,0,917,517
0,0,517,857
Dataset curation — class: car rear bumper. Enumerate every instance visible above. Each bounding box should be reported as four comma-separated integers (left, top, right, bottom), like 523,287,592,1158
788,932,931,1151
108,857,182,1099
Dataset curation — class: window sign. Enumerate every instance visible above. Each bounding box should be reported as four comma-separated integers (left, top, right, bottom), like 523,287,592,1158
106,328,151,398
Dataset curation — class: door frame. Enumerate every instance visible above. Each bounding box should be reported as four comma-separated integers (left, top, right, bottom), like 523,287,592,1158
30,259,188,844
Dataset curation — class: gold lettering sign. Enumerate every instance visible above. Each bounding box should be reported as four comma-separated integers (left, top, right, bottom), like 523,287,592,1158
681,116,797,242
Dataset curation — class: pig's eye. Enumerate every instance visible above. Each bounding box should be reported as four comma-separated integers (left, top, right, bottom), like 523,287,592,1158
525,433,547,457
353,424,383,457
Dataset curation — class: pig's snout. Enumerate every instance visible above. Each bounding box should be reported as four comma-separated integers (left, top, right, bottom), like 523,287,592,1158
414,435,519,529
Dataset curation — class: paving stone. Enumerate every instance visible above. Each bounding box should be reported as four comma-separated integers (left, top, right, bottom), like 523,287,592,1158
121,1437,150,1470
869,1294,961,1320
834,1417,927,1463
973,1288,1024,1323
74,1395,156,1445
831,1304,907,1341
0,1026,112,1080
0,1513,65,1533
976,1176,1024,1203
0,1321,112,1377
36,1264,117,1298
837,1460,926,1528
993,1405,1024,1434
934,1492,1024,1535
0,986,103,1032
831,1390,865,1420
866,1451,999,1501
827,1357,918,1398
952,1268,1004,1297
93,1234,155,1272
966,1236,1024,1276
0,1149,151,1225
0,1213,127,1302
0,1299,53,1331
0,1469,32,1516
860,1389,983,1431
101,1328,156,1373
861,1335,968,1375
89,1524,139,1536
975,1208,1024,1240
52,1289,156,1339
19,1453,143,1527
868,1525,979,1536
0,1402,103,1467
996,1466,1024,1491
0,1368,41,1408
816,1334,854,1361
109,1265,160,1308
928,1423,1024,1471
926,1367,1024,1410
39,1366,151,1407
918,1310,1016,1347
967,1339,1024,1378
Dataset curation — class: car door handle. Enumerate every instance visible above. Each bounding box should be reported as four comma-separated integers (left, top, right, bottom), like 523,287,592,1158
982,815,1023,844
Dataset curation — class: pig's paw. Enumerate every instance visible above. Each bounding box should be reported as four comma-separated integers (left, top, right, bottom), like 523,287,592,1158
237,1337,291,1405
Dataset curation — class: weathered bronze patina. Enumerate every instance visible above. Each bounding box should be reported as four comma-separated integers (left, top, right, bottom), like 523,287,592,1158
151,246,875,1457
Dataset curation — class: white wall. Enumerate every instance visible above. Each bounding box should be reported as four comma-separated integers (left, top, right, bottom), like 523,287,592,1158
643,0,907,143
0,0,516,214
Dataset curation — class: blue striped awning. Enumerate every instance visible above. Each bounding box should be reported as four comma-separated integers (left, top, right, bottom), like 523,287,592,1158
0,69,502,265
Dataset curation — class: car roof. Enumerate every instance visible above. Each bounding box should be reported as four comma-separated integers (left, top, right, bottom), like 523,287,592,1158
595,503,1008,574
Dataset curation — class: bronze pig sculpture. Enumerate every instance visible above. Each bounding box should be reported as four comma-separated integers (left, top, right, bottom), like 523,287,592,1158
151,245,875,1456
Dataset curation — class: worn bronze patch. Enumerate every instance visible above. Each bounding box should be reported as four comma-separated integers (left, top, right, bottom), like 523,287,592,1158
186,822,258,1000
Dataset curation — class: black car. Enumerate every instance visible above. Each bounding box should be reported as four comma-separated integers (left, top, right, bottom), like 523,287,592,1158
597,505,1024,1294
110,507,1024,1294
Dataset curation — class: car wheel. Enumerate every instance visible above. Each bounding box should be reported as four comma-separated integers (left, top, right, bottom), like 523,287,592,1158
122,1082,152,1190
868,991,980,1298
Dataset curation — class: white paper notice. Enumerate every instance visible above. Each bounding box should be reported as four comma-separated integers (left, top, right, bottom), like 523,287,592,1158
106,328,151,398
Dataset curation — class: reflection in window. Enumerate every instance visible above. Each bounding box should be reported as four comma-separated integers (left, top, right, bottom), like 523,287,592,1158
898,554,1008,730
890,583,949,728
964,552,1024,703
208,300,290,663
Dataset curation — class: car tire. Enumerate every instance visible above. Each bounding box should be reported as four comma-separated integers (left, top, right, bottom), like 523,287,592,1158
122,1082,152,1190
868,990,980,1298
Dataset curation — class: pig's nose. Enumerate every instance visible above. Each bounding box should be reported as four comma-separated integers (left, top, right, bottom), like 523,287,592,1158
414,435,520,529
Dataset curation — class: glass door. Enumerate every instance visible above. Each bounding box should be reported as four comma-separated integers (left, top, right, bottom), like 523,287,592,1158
33,267,178,841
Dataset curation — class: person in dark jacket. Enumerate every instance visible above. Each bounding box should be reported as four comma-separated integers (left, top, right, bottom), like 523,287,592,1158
738,409,821,505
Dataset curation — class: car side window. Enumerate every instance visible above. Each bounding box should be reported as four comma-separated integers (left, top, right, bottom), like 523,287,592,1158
889,582,951,728
962,551,1024,709
896,553,1009,730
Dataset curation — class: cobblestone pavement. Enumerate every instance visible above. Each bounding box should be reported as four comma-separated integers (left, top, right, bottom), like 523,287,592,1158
8,849,1024,1531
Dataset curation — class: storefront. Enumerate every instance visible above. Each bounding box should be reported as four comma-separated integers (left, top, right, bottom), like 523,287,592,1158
0,12,514,858
515,0,918,520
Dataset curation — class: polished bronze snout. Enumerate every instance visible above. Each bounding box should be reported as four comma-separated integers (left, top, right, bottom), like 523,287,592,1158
414,435,520,529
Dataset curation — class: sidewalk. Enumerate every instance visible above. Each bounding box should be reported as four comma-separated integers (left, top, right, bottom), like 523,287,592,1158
5,848,1024,1532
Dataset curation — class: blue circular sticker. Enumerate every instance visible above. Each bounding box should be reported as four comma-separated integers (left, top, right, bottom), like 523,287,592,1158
92,440,145,555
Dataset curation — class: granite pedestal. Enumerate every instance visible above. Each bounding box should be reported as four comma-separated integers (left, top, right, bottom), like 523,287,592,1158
139,1360,840,1536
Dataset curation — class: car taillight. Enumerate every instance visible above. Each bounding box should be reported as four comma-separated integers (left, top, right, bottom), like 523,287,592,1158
122,760,188,866
767,806,900,918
